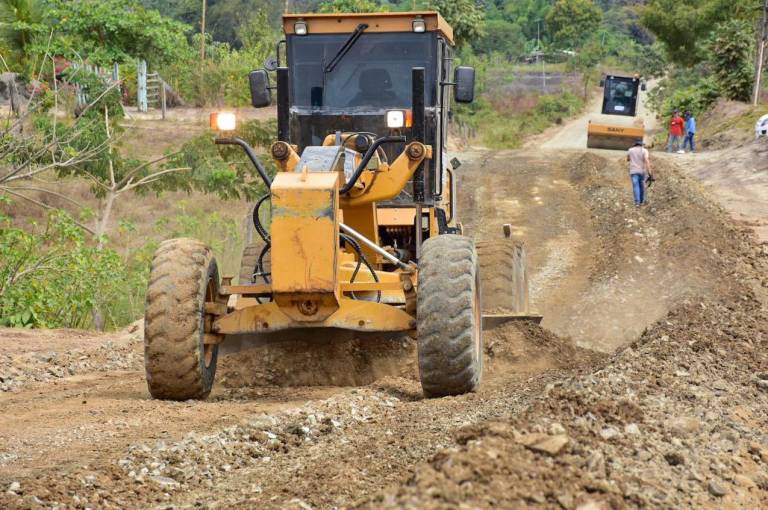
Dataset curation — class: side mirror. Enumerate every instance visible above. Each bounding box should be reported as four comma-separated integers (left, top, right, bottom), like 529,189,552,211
599,79,605,87
264,57,278,72
454,66,475,104
249,70,271,108
641,82,647,92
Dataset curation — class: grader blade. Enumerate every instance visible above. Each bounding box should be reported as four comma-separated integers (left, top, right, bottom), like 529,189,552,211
476,225,541,330
482,313,543,329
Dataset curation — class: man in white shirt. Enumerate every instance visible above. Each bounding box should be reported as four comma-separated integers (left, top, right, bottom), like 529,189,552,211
627,139,653,206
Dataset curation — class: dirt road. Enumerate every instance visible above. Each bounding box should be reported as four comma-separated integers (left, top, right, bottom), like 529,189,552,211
669,141,768,243
533,80,660,150
2,105,768,508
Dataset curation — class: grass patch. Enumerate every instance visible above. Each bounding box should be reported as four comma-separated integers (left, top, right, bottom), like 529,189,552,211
703,105,768,138
457,92,584,149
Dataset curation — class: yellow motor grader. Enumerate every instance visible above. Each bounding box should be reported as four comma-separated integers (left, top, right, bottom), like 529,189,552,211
143,11,534,400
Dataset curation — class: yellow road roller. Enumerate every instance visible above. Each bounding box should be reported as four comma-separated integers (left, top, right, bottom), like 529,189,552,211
587,74,646,150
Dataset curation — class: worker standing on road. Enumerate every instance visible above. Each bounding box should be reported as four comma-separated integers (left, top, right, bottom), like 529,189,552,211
683,111,696,153
667,110,685,153
628,139,653,207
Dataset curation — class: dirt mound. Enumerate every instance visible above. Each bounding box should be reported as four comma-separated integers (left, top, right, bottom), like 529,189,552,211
367,225,768,509
538,151,764,352
673,136,768,243
215,320,590,390
359,152,768,509
369,292,768,509
698,99,756,150
217,332,418,387
485,321,605,378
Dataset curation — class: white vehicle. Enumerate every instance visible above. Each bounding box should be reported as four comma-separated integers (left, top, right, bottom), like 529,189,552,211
756,114,768,138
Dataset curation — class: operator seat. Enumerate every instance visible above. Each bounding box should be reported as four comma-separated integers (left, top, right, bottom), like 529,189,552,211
349,68,398,107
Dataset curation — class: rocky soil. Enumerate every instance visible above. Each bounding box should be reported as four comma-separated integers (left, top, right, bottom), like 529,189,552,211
1,148,767,509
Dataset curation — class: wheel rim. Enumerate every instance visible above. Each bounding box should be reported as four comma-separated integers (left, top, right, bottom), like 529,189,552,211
203,277,216,368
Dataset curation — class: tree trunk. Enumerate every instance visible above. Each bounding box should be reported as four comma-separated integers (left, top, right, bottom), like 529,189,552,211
92,189,117,331
96,190,116,247
2,73,22,117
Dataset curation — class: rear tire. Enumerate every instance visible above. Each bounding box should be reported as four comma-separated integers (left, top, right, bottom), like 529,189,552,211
476,240,529,313
417,234,482,397
144,238,220,400
239,239,271,284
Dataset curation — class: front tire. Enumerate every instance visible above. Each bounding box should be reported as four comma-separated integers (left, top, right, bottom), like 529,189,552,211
144,238,220,400
417,234,482,397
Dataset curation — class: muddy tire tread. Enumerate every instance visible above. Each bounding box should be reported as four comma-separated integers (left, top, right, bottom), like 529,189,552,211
144,238,218,400
239,240,271,284
417,234,482,397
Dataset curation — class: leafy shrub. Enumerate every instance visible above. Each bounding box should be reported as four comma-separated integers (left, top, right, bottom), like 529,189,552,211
0,208,126,329
162,118,277,201
651,77,720,117
708,19,754,102
161,31,276,107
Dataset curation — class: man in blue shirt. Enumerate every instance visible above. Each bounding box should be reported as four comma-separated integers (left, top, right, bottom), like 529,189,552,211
683,111,696,152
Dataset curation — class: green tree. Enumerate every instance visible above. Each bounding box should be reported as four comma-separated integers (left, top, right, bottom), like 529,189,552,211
641,0,760,66
318,0,387,13
502,0,552,41
0,0,45,68
45,0,191,67
545,0,602,49
474,19,526,58
207,0,283,48
429,0,485,46
0,207,126,329
708,19,754,101
567,34,603,99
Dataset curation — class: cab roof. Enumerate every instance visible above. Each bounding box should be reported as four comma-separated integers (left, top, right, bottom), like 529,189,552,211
283,11,455,46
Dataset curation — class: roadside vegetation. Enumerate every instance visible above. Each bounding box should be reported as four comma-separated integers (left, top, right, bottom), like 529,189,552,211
1,0,766,329
641,0,767,120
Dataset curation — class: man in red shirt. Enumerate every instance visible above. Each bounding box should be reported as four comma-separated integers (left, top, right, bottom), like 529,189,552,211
667,110,685,153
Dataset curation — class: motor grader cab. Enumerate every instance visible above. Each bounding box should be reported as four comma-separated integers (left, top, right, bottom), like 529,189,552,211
143,12,534,401
586,74,646,150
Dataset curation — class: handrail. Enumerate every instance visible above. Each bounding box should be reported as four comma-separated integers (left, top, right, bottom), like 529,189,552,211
215,137,272,188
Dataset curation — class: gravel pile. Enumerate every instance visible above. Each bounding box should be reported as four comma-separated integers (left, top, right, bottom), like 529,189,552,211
371,293,768,509
118,390,403,492
0,330,143,392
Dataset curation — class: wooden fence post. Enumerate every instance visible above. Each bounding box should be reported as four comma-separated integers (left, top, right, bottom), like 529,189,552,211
137,60,148,113
160,80,167,120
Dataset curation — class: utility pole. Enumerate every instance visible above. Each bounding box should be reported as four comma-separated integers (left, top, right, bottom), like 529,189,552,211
537,20,547,93
753,0,768,105
200,0,207,61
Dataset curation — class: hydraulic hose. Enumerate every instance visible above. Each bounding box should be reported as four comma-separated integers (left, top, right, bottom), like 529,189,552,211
252,193,271,243
340,233,380,303
340,136,406,194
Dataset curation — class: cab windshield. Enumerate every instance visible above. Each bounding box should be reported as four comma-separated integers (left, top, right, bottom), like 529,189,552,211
287,32,436,111
602,77,638,117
